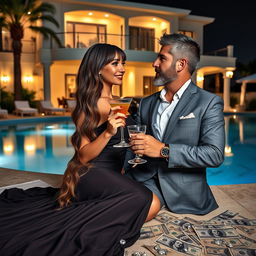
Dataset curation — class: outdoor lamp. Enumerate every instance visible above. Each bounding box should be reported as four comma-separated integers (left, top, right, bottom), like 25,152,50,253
196,74,204,82
1,75,10,84
225,71,233,78
24,75,33,83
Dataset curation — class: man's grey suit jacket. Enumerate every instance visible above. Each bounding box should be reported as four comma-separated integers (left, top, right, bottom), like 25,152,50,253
126,82,225,215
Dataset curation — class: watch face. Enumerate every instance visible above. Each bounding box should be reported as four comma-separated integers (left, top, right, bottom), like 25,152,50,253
161,147,169,157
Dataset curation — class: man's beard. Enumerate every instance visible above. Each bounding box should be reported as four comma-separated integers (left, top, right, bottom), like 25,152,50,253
153,67,177,87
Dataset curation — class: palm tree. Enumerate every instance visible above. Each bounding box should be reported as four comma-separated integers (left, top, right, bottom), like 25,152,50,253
236,59,256,78
0,0,62,100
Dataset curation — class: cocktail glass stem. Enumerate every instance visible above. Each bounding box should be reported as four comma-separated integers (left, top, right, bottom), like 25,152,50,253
120,126,125,144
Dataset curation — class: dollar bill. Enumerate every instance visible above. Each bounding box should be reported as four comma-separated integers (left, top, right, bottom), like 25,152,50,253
231,219,256,226
140,224,169,239
168,218,195,233
201,238,244,248
239,234,256,248
210,210,238,220
235,225,256,236
154,212,179,224
205,218,256,227
205,246,232,256
193,225,240,239
156,234,202,256
229,248,256,256
166,224,201,246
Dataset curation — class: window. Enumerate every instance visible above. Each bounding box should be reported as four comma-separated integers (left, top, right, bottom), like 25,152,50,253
143,76,162,95
129,27,155,51
66,22,106,48
178,30,194,38
65,74,76,98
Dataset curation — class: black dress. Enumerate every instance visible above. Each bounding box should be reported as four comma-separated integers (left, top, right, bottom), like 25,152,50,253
0,119,152,256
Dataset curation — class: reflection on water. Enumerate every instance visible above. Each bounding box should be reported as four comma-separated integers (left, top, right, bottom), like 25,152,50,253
207,115,256,185
0,116,255,185
0,122,75,174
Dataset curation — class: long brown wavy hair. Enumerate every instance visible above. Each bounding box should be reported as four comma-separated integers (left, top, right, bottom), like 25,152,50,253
57,43,126,208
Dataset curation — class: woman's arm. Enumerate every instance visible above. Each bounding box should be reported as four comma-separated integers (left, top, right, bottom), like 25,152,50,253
78,107,126,164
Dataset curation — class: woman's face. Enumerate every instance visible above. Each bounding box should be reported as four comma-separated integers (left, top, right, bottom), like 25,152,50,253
100,53,125,87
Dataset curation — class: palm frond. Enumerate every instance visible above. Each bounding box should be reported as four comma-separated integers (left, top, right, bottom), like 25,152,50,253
0,16,8,28
29,26,63,47
30,3,56,16
29,15,59,28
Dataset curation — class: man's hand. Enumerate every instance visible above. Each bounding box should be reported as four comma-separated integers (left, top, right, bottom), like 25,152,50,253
130,133,165,158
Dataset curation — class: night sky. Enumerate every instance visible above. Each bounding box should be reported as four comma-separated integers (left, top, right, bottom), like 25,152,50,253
118,0,256,64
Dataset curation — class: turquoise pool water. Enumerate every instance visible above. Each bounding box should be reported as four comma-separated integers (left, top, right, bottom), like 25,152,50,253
0,115,255,185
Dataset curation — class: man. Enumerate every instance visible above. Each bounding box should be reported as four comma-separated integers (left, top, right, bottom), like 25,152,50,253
127,33,225,215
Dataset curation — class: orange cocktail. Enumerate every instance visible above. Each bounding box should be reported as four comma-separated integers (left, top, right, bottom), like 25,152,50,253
109,98,132,148
110,101,130,115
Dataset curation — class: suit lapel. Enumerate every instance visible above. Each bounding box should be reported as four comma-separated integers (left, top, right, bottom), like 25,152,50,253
147,93,161,138
162,82,198,141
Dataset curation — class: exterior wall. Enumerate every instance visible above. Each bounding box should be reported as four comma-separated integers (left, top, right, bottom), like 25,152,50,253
179,19,204,52
123,62,155,96
50,61,80,107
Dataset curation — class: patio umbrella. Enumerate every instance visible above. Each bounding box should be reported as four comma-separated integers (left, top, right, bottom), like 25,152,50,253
236,73,256,107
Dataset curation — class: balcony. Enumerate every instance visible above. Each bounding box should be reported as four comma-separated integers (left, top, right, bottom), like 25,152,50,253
0,38,36,54
46,31,159,62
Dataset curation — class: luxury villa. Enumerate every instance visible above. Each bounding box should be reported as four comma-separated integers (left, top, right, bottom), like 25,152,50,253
0,0,236,111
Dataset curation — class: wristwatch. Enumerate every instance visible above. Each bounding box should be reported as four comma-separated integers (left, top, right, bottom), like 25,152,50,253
160,144,169,158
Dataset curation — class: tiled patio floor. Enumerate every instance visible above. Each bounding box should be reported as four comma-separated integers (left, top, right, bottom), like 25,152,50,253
1,168,255,255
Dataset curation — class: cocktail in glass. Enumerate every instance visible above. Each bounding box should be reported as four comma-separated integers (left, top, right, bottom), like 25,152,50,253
110,98,132,148
127,125,147,164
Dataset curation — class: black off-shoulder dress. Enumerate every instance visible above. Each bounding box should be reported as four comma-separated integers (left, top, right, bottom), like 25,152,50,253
0,119,152,256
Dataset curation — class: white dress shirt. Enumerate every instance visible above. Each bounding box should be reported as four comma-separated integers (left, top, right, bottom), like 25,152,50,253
154,79,191,140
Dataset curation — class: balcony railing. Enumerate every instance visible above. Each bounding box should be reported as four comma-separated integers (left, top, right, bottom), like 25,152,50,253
51,32,160,52
204,47,233,57
0,38,36,54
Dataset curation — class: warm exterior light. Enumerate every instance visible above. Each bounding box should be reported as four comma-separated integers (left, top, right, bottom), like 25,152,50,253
226,71,233,78
225,145,233,157
1,75,10,83
4,144,14,154
88,12,93,16
27,11,31,15
152,18,157,21
196,75,204,82
24,75,33,83
104,14,109,17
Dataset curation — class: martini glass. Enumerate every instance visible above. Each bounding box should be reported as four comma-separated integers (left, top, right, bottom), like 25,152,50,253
110,98,132,148
127,124,147,164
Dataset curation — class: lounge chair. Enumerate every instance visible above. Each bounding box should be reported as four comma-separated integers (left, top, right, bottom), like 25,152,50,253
40,100,66,115
14,101,38,117
0,108,8,118
66,100,76,112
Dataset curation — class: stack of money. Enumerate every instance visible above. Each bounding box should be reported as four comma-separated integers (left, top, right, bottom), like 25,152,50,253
131,210,256,256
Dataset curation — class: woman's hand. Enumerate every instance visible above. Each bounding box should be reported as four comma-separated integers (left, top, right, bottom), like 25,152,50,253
105,106,126,137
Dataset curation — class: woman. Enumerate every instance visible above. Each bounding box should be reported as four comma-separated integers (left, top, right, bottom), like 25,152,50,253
0,43,160,256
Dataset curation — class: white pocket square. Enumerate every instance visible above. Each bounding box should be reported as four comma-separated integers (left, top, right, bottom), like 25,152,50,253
179,112,195,120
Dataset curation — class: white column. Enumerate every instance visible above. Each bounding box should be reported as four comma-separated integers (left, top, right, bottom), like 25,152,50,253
124,17,129,50
239,118,244,144
240,81,247,106
223,72,231,111
43,62,52,100
224,116,233,157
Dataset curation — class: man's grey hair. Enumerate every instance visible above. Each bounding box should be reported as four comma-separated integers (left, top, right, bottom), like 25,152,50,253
159,33,200,74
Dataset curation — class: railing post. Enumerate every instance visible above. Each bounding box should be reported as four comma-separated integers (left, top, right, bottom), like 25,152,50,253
124,17,129,50
227,45,234,57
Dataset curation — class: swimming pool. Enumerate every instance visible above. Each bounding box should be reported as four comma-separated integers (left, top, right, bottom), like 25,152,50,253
0,114,255,185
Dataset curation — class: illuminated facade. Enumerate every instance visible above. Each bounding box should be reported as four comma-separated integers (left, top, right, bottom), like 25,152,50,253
0,0,236,110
